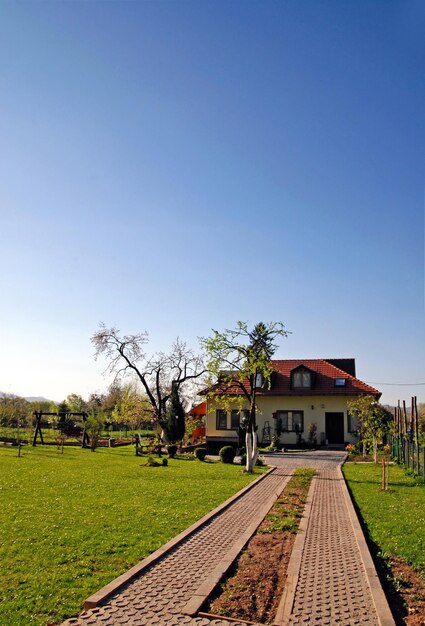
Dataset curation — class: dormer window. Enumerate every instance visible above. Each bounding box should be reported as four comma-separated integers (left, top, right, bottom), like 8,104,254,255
335,378,346,386
292,369,312,389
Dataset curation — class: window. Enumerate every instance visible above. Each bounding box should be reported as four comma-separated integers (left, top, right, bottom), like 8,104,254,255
276,410,304,433
255,372,264,388
216,410,228,430
292,369,311,388
348,413,358,434
231,409,249,428
230,410,240,429
335,378,346,386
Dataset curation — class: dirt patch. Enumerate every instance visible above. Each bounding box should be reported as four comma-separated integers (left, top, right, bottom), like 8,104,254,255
375,556,425,626
205,466,424,625
206,468,314,625
346,454,378,463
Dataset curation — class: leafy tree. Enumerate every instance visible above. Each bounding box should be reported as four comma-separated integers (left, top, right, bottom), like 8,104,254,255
111,383,150,435
66,393,87,413
86,409,105,451
57,401,73,435
163,382,186,443
0,393,29,455
200,321,289,472
347,395,393,462
86,393,104,414
91,324,205,431
0,393,29,428
28,399,54,414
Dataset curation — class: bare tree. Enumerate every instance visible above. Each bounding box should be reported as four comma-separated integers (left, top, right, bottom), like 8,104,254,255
91,324,205,429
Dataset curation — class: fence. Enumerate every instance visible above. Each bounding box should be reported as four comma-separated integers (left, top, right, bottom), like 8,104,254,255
390,434,425,479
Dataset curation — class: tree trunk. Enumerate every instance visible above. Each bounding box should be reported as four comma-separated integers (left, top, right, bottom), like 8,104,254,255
245,430,258,472
373,437,378,463
246,431,253,472
251,430,258,466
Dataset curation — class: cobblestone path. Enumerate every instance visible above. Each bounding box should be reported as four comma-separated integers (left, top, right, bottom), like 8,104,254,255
63,451,392,626
265,452,389,626
63,466,291,626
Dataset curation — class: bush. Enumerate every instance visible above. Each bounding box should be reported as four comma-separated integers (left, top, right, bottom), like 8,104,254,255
144,456,160,467
240,453,264,467
219,446,235,464
167,444,178,459
266,435,280,451
345,442,361,456
162,458,168,466
195,447,207,461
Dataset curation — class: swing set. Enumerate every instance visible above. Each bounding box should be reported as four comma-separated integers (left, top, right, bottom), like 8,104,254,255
32,411,90,447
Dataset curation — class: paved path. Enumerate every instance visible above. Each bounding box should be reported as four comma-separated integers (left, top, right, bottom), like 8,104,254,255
265,452,394,626
63,451,394,626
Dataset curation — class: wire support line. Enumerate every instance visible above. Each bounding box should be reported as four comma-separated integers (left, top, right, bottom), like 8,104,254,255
365,381,425,386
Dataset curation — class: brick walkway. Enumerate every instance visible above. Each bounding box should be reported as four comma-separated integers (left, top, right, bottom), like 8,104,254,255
63,451,394,626
267,452,393,625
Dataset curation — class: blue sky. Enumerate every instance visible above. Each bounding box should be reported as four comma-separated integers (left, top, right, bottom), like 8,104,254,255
0,0,424,405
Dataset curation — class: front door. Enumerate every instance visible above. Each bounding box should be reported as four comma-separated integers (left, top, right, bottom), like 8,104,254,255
325,412,344,444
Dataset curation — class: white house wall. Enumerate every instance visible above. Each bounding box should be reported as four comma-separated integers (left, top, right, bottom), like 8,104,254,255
206,395,358,445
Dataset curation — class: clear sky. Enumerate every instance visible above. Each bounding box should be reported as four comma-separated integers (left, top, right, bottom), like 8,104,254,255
0,0,424,405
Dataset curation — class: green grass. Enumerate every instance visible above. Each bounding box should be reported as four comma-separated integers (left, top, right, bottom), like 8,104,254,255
258,468,315,535
0,445,261,625
343,463,425,575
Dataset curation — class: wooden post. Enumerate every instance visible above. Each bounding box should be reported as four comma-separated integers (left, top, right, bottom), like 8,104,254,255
381,457,384,489
381,457,389,491
403,401,408,437
385,459,390,491
32,411,45,446
414,396,419,442
414,396,419,474
397,402,403,462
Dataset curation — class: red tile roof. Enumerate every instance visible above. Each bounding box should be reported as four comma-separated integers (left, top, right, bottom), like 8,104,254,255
188,401,206,416
206,359,380,398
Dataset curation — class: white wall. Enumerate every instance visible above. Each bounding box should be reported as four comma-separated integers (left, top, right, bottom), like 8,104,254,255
206,395,359,445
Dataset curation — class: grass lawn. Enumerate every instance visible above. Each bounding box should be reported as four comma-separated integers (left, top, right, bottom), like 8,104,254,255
0,445,261,625
343,462,425,575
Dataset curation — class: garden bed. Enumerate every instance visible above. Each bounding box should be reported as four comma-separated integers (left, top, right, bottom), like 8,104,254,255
383,556,425,626
203,468,315,624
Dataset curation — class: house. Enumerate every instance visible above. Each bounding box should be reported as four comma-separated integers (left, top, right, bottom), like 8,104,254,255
202,359,380,453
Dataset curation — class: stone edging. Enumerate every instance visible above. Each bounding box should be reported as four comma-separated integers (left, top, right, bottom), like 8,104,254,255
273,474,317,626
338,465,396,626
83,466,276,612
183,470,294,617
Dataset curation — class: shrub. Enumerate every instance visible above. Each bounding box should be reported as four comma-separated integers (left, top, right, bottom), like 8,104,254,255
266,435,280,451
219,446,235,464
195,447,207,461
144,456,160,467
308,422,317,447
162,458,168,466
346,442,361,456
167,444,178,459
240,453,264,467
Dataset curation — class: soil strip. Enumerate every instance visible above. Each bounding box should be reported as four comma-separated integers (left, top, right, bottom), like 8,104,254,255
205,468,315,625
